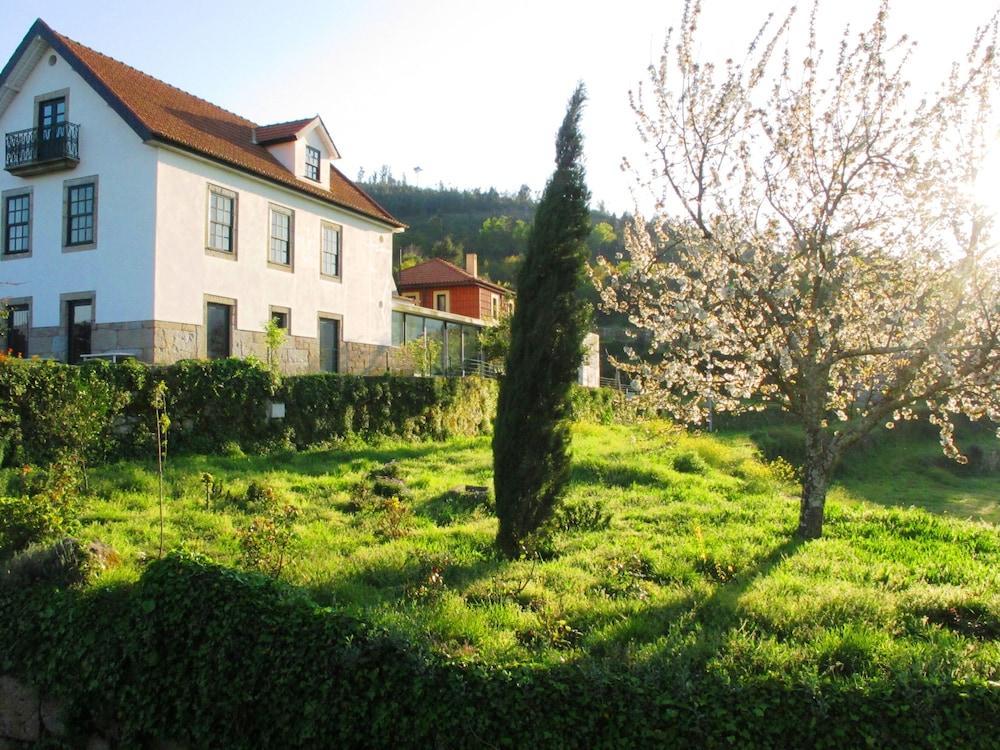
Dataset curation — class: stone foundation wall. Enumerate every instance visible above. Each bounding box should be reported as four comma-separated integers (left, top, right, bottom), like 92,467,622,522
27,321,155,362
20,319,402,377
0,673,185,749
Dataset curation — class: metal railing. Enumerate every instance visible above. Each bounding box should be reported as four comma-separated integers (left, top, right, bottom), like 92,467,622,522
5,123,80,170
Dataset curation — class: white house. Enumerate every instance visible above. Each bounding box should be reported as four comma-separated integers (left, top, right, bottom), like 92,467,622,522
0,19,405,374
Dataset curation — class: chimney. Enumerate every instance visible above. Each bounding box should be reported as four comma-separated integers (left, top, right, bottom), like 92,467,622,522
465,253,478,278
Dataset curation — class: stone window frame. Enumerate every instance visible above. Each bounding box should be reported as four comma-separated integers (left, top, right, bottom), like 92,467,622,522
320,220,342,281
433,290,450,313
62,175,99,252
33,87,71,128
269,304,291,332
2,295,32,356
205,184,239,260
267,203,295,272
59,290,96,363
317,311,343,373
1,187,33,259
202,294,237,359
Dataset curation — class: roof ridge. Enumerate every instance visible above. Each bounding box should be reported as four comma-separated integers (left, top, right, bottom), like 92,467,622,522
258,116,315,128
51,29,259,128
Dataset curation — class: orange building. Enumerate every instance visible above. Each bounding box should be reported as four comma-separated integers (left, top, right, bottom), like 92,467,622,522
396,255,513,321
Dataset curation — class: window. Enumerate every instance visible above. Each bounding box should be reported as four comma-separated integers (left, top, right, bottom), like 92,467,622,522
491,294,500,319
206,302,232,359
4,192,30,255
319,317,340,373
270,308,289,330
66,298,92,364
305,146,321,181
392,311,404,346
402,292,420,304
64,179,97,248
321,222,341,277
207,185,237,254
37,96,67,161
4,303,29,357
434,292,449,312
269,205,293,266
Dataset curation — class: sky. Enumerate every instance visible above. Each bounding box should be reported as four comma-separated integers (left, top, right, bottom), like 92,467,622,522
2,0,997,214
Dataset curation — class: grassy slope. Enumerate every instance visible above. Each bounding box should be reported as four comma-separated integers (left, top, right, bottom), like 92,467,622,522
8,422,997,683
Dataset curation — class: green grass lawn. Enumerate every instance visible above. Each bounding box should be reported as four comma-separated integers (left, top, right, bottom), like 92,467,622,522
7,421,997,682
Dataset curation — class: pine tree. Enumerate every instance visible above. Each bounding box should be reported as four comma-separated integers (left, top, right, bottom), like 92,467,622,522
493,85,591,558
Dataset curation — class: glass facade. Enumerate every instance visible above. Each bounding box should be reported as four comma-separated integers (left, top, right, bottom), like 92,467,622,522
392,309,484,374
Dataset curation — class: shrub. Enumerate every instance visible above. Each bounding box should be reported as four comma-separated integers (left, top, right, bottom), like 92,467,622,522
237,503,300,577
1,554,997,748
550,496,611,533
1,537,118,589
671,450,707,474
0,457,82,557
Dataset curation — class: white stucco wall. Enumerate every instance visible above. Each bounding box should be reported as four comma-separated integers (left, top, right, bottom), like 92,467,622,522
0,45,157,326
152,147,396,345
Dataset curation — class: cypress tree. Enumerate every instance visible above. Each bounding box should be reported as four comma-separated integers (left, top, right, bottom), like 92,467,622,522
493,84,591,558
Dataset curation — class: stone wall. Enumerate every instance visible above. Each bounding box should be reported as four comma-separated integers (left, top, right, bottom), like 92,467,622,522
0,674,183,749
21,319,403,377
28,321,155,362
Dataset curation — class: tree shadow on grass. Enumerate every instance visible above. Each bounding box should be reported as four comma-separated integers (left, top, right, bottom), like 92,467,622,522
582,535,805,666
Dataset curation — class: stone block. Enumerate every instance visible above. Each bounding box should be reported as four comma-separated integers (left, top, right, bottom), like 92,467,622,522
90,329,118,352
0,676,39,742
116,327,152,350
40,696,66,736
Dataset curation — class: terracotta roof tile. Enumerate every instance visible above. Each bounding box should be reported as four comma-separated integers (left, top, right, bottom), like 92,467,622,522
28,22,403,228
398,258,511,295
255,118,315,144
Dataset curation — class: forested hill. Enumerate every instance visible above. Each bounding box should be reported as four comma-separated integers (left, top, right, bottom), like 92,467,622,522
359,170,627,287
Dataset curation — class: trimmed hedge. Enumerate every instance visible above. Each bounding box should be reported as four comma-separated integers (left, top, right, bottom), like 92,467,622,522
0,553,995,748
0,358,629,466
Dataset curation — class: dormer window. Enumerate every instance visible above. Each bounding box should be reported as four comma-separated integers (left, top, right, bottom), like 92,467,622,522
305,146,320,181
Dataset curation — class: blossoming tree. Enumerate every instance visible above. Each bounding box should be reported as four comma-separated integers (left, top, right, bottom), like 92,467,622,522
597,0,1000,538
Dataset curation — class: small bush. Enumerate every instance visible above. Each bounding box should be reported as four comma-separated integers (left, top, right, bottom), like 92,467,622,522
0,456,82,557
551,497,612,533
237,502,299,576
1,537,118,589
672,450,707,474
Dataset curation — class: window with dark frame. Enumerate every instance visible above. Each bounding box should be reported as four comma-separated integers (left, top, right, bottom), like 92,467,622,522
66,298,92,364
4,194,30,254
4,303,29,357
66,182,95,246
321,222,341,277
206,302,232,359
269,207,292,265
208,187,236,253
305,146,321,181
319,317,340,373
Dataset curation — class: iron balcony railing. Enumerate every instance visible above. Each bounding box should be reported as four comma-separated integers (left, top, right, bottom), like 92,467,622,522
5,123,80,171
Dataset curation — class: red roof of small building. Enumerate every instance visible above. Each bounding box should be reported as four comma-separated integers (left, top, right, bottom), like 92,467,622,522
2,20,403,229
397,258,512,295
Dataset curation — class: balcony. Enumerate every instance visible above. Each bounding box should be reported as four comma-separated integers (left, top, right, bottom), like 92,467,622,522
4,123,80,176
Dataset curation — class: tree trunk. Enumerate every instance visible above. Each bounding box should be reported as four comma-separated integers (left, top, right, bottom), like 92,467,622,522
796,429,835,539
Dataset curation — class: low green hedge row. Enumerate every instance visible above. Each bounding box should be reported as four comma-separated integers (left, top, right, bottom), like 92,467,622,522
0,358,627,466
0,553,995,749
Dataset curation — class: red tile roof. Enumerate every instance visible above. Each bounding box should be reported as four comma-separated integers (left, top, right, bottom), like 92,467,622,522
255,118,315,144
5,20,403,228
397,258,512,295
